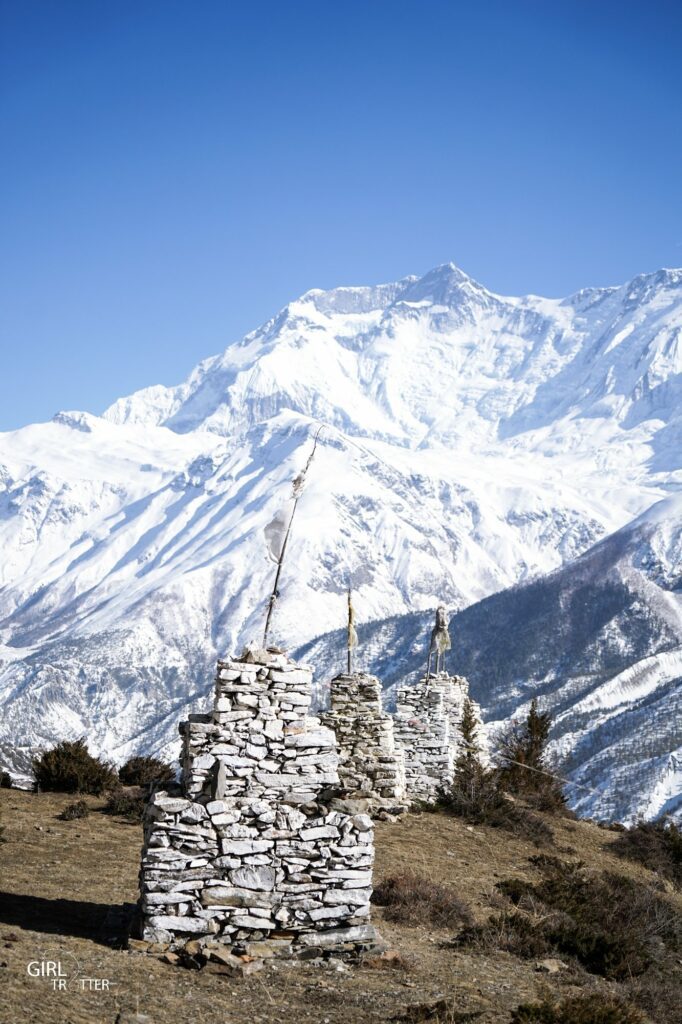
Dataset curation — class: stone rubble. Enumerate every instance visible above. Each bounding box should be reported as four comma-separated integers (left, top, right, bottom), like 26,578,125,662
137,648,381,958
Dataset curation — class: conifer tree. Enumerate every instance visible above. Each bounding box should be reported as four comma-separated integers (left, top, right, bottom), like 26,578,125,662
455,697,482,773
497,698,565,811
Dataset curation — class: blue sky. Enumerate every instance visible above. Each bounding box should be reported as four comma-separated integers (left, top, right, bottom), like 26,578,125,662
1,0,681,430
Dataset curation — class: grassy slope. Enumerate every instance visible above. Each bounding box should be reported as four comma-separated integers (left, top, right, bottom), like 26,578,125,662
0,789,678,1024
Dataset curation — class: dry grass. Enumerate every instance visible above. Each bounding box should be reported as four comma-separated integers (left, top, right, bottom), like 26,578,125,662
1,788,681,1024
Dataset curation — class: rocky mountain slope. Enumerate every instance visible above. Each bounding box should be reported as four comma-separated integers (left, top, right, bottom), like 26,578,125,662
0,262,680,817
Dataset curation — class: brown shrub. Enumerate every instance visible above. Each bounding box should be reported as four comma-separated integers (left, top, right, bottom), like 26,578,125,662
372,871,473,929
104,787,146,821
118,755,175,787
510,992,647,1024
457,909,553,960
437,769,554,846
58,799,89,820
627,970,682,1024
394,996,482,1022
457,856,681,980
610,818,682,889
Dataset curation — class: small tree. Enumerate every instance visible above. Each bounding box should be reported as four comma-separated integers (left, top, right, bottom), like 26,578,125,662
438,699,554,844
0,770,11,789
457,697,482,768
497,699,566,811
32,738,117,795
439,698,503,819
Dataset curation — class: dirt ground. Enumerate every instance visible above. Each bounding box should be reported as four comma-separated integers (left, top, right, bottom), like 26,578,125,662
0,789,671,1024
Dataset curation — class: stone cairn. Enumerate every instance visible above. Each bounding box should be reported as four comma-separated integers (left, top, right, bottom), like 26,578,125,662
137,647,380,959
393,672,482,803
320,672,407,816
319,605,485,810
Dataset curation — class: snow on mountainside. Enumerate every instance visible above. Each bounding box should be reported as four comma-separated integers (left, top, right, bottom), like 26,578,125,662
0,262,680,818
296,494,682,823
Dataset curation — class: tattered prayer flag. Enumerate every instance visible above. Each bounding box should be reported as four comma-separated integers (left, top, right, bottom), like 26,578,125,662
347,589,358,651
264,505,292,564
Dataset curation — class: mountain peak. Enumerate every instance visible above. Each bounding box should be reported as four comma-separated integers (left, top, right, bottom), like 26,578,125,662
397,262,488,306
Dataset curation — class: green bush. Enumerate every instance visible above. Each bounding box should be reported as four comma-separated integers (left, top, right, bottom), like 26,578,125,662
372,871,473,929
511,992,646,1024
118,755,175,787
32,738,117,795
59,799,90,821
104,787,146,821
611,818,682,889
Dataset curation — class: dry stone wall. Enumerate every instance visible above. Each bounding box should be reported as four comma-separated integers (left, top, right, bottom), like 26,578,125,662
138,650,379,957
320,672,406,813
393,671,483,803
320,668,485,810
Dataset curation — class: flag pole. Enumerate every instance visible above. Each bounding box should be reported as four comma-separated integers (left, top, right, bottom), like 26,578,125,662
262,426,323,647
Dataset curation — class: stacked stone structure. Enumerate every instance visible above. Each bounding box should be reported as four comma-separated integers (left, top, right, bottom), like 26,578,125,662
320,667,484,810
320,672,407,813
138,649,379,957
392,671,483,803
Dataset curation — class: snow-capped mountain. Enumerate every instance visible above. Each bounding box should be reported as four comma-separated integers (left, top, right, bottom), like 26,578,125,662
0,262,680,818
297,494,682,823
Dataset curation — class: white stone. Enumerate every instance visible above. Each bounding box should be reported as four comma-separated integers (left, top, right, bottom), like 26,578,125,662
148,915,209,933
229,866,276,891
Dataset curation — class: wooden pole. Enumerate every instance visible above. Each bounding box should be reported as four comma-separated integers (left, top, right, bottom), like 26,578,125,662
262,427,323,647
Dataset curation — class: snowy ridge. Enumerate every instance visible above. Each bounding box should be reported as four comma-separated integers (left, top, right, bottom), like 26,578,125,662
0,262,681,819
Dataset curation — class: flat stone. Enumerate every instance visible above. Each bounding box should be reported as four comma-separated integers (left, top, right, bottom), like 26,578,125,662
148,915,209,933
307,904,351,921
205,800,227,815
212,812,242,826
201,886,273,908
231,915,275,929
209,948,245,969
193,754,216,770
535,958,568,974
284,729,336,749
143,891,193,906
242,939,294,957
351,814,373,832
297,924,377,947
153,797,191,813
229,866,276,891
299,825,339,841
220,839,273,855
